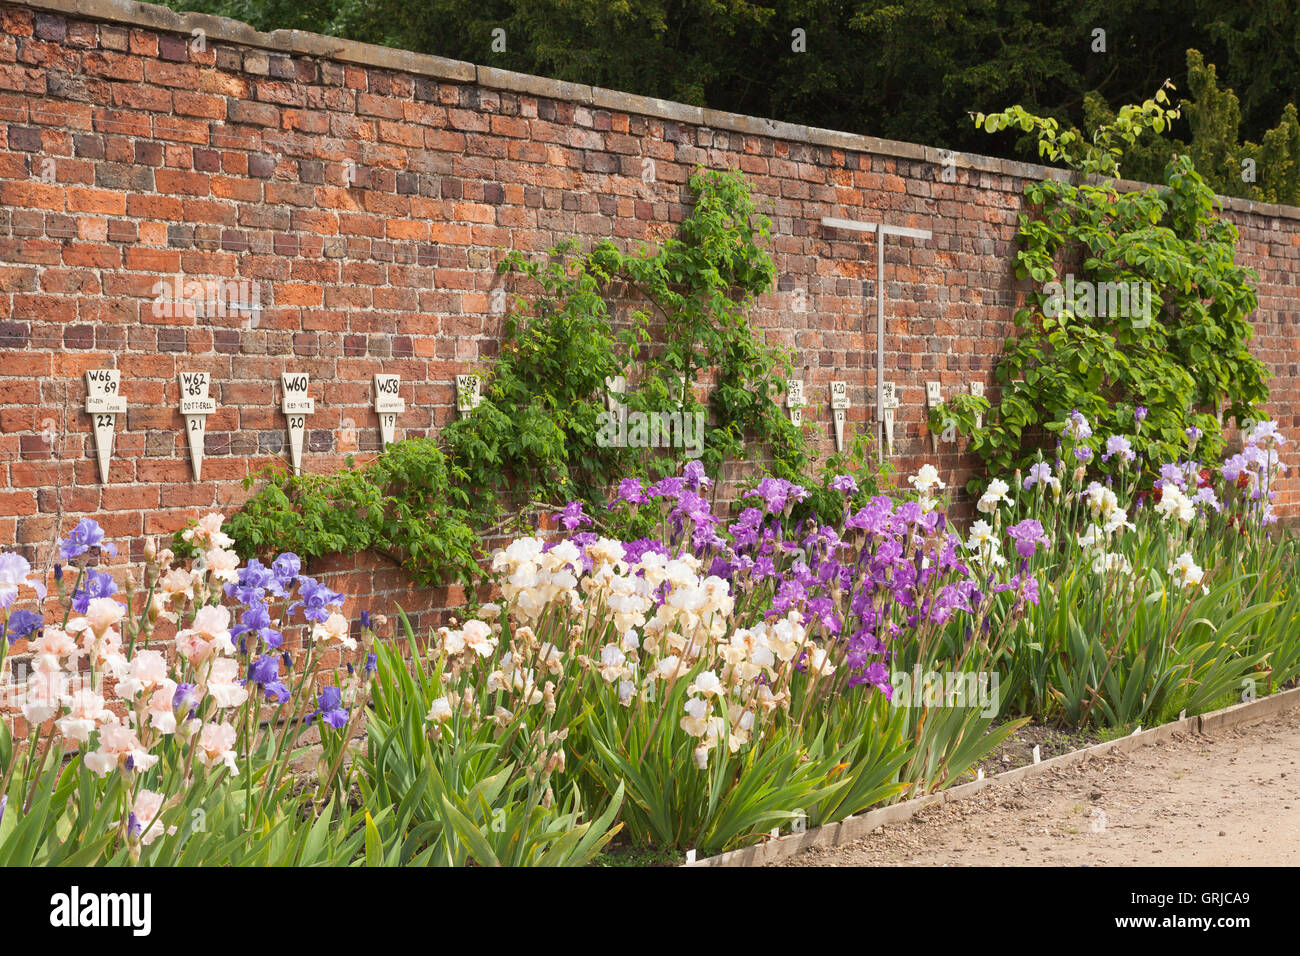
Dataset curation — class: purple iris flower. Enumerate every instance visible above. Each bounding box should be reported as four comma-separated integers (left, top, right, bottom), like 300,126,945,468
272,553,301,588
288,577,344,623
1006,519,1050,559
1134,406,1148,422
1013,572,1041,610
682,460,712,490
226,558,283,605
771,578,808,616
1159,462,1188,490
622,538,669,565
673,490,714,526
57,518,117,563
830,474,858,495
614,477,648,506
247,655,280,685
309,686,350,730
231,601,283,650
71,568,118,614
846,498,893,535
246,656,291,704
364,653,378,677
848,661,893,696
554,500,591,531
745,477,805,514
173,683,198,712
2,608,43,644
727,508,764,549
1101,435,1135,464
645,476,684,501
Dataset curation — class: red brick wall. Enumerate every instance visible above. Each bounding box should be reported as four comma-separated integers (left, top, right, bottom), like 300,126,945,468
1,0,1298,628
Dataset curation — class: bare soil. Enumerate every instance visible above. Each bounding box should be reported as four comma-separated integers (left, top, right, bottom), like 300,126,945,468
967,720,1103,779
777,708,1300,866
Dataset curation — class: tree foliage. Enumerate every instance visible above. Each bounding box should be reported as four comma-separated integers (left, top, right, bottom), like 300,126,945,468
937,92,1270,493
169,0,1299,199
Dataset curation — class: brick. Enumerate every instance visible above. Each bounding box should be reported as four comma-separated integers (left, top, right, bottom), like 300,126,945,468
0,11,1293,635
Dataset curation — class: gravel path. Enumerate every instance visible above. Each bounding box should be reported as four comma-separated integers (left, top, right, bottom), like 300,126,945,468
778,709,1300,866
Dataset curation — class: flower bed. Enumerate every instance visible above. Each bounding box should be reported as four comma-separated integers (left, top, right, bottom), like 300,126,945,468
1,416,1293,865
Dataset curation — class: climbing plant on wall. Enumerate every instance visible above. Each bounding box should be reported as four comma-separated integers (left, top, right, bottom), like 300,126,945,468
219,169,887,587
936,85,1270,493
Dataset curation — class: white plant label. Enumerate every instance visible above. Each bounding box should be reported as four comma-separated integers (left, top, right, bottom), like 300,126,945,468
830,380,850,451
84,369,127,483
178,371,217,480
926,381,942,452
970,380,985,429
880,382,899,455
373,374,404,449
280,372,314,475
786,379,805,427
455,374,482,415
605,375,627,415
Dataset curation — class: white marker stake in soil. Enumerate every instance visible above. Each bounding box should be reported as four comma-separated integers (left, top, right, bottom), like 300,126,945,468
880,382,900,455
830,380,850,451
925,381,942,452
786,379,805,427
178,371,217,480
455,375,482,416
281,372,314,475
373,374,404,449
1031,744,1041,764
84,369,127,483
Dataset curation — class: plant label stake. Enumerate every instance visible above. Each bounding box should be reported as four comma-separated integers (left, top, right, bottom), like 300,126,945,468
786,378,805,427
925,381,942,452
373,374,404,449
178,371,217,480
280,372,314,475
819,217,932,463
605,374,629,438
970,381,985,429
881,381,900,455
84,369,127,483
455,374,482,416
605,375,627,413
1031,744,1041,764
830,380,850,451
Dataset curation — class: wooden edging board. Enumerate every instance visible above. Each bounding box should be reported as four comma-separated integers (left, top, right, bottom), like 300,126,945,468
682,685,1300,867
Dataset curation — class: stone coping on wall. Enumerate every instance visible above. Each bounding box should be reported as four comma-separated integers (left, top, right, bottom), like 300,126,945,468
11,0,1300,226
